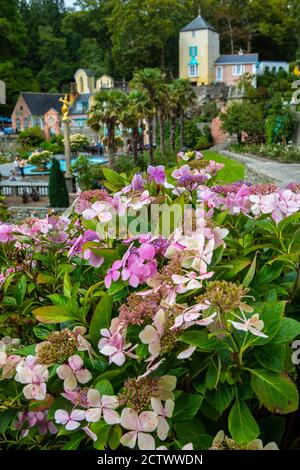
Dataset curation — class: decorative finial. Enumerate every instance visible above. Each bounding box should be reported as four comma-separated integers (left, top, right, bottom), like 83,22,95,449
198,5,201,16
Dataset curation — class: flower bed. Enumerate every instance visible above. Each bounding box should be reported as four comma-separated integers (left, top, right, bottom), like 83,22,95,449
230,143,300,162
0,151,300,450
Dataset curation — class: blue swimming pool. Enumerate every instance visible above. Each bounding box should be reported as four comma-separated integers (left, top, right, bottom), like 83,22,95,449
24,155,109,176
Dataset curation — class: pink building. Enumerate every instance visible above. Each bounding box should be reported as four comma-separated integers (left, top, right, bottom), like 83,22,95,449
214,53,259,86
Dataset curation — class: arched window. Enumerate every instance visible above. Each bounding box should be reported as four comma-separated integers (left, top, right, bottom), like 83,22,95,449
16,118,21,131
24,117,29,129
79,77,84,93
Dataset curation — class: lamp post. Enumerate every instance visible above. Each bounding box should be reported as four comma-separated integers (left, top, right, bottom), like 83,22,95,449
59,83,77,191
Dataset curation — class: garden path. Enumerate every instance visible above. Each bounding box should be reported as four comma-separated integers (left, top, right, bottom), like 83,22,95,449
220,150,300,186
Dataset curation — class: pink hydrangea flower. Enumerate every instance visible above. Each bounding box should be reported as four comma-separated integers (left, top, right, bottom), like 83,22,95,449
81,201,113,222
229,313,268,338
171,164,191,180
121,252,157,288
54,409,85,431
15,355,49,400
0,224,13,243
120,408,158,450
147,165,166,184
104,260,123,288
56,355,92,391
0,352,22,379
151,398,174,440
98,318,137,366
85,389,120,424
139,309,168,358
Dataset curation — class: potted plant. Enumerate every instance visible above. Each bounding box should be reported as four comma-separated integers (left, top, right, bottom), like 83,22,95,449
27,149,53,172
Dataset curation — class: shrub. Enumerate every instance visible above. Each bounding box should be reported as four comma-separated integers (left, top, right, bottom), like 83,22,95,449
28,149,53,167
68,134,89,153
195,135,211,150
17,127,45,149
48,158,69,207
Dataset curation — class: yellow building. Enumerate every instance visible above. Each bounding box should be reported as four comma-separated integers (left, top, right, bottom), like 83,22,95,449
179,13,220,86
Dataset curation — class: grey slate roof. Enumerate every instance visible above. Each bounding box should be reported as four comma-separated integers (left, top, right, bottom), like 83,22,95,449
21,92,63,116
215,54,259,64
180,15,217,33
83,69,95,77
70,94,91,115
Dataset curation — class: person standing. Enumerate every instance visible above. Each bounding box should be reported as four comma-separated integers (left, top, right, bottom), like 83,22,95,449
14,156,20,175
19,158,25,178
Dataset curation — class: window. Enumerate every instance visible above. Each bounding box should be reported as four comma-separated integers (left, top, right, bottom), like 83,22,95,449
73,119,87,128
192,30,196,38
76,102,83,112
189,46,198,57
216,66,223,81
24,117,29,129
233,64,246,76
189,64,198,77
16,118,21,131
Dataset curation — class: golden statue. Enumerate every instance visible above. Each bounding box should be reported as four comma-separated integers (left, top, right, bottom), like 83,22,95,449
59,94,76,122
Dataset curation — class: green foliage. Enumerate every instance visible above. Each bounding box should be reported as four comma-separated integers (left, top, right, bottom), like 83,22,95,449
220,101,265,143
48,157,69,208
230,143,300,162
195,135,211,150
17,127,45,150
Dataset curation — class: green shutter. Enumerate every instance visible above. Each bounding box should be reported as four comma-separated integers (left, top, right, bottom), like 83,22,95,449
189,46,198,57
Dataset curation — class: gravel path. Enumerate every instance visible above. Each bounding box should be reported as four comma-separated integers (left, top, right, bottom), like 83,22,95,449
220,150,300,186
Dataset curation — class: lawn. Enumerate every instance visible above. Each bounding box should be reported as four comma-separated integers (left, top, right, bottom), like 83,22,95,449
203,150,245,183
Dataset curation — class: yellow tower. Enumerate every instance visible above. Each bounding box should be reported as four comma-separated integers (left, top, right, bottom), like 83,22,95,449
179,12,220,86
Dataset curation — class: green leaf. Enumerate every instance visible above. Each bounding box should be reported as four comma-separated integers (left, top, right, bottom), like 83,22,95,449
226,259,251,278
94,379,114,396
206,383,235,414
17,344,36,357
14,275,26,305
254,344,286,372
180,330,221,351
242,252,257,287
173,393,203,422
33,323,55,340
273,317,300,344
253,264,282,289
102,167,127,187
61,432,85,450
108,425,122,450
63,272,72,299
206,355,221,390
0,409,16,433
90,421,110,449
47,294,69,306
89,294,113,347
32,305,77,323
37,273,55,284
174,419,213,450
250,368,299,414
228,399,259,444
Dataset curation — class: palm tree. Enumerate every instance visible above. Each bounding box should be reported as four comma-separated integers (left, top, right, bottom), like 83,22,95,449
168,79,197,150
88,89,127,167
120,90,148,165
130,68,166,164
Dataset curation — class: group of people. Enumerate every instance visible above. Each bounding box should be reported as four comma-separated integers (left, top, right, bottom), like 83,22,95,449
10,156,26,180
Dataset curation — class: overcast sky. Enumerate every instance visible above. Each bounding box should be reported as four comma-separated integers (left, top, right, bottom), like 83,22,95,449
64,0,76,7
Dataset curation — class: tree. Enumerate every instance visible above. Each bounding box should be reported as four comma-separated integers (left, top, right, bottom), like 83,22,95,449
88,89,127,167
17,127,45,150
130,68,166,163
220,100,264,143
48,157,69,208
120,91,148,164
168,79,197,150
